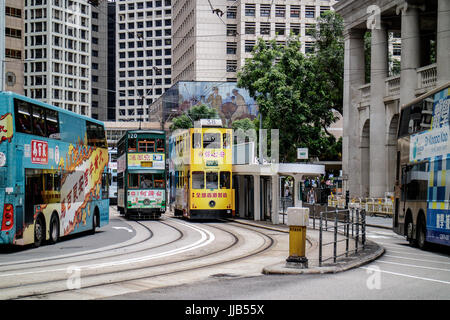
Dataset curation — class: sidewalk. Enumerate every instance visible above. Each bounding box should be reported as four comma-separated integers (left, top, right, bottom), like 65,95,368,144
228,217,385,275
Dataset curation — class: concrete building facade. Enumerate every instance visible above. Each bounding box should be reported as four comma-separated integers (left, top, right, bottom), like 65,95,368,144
335,0,450,198
172,0,339,83
23,0,92,116
115,0,173,122
1,0,25,94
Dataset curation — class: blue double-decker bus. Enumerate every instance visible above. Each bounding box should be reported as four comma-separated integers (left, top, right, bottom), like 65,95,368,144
0,92,109,247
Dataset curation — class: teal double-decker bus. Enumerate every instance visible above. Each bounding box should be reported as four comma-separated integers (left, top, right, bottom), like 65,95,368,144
0,92,110,247
117,130,166,219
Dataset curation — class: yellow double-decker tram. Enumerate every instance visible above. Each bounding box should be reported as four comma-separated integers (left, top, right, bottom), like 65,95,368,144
169,119,234,219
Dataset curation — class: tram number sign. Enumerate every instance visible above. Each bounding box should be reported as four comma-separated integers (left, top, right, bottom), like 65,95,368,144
141,161,153,167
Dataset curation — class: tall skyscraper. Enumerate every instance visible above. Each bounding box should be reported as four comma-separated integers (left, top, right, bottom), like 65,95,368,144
24,0,92,116
115,0,173,122
172,0,339,83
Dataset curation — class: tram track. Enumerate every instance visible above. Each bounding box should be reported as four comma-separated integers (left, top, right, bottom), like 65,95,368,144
0,218,278,300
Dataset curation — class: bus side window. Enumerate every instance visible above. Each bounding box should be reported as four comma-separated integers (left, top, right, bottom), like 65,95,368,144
14,99,33,134
46,109,60,139
32,105,46,137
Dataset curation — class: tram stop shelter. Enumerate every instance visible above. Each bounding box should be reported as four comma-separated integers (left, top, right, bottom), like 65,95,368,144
232,163,325,224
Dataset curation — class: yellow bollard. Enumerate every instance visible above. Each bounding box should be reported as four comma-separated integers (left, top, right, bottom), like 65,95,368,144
285,207,309,268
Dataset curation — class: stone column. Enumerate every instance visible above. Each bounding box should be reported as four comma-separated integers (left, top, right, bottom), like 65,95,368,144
437,0,450,86
342,28,366,198
271,174,279,224
369,24,388,198
253,174,261,221
397,2,422,106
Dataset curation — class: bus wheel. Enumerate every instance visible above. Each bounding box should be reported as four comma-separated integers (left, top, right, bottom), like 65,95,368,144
49,214,59,244
405,215,416,247
416,214,428,250
34,215,45,248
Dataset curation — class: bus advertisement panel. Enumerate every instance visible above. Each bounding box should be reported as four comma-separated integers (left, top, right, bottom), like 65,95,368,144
0,92,109,247
394,83,449,248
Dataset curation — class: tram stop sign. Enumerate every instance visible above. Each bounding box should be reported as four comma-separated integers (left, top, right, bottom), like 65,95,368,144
297,148,308,160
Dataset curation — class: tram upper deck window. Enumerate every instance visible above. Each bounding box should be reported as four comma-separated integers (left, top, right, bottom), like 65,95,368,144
192,171,204,189
128,138,136,152
193,133,201,149
223,133,231,149
138,139,155,152
156,138,165,152
128,174,139,189
203,132,220,149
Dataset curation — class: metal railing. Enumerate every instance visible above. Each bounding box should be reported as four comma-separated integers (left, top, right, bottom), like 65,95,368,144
309,207,366,267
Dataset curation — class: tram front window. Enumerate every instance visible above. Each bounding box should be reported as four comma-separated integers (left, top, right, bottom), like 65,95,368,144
206,172,218,189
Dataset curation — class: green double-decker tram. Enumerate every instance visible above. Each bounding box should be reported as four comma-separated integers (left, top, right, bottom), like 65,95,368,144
117,130,166,219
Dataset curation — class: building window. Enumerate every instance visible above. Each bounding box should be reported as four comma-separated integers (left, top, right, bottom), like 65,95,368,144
227,24,237,36
260,22,270,35
245,22,255,35
227,42,237,54
275,23,285,36
260,4,271,17
290,5,300,18
226,60,237,72
245,40,255,53
305,6,315,18
291,23,300,35
245,4,255,17
305,24,315,36
227,7,237,19
275,5,285,17
320,6,331,17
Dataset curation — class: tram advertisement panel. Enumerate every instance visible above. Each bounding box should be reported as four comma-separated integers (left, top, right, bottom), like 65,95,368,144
127,189,165,209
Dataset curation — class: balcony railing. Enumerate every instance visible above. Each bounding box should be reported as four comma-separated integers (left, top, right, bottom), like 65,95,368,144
358,63,437,103
417,63,437,90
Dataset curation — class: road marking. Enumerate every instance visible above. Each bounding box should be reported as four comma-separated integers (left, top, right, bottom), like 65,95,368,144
0,219,215,278
375,260,450,272
360,266,450,285
112,226,133,233
384,254,450,265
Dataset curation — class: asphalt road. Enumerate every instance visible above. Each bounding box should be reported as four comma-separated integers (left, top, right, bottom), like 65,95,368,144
108,225,450,300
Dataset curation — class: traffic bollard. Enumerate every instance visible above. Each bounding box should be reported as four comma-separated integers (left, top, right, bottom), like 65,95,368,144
285,207,309,269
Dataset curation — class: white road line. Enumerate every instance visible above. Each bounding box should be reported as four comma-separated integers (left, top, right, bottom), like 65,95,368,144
359,266,450,285
383,254,450,265
375,260,450,272
0,219,215,278
383,249,450,260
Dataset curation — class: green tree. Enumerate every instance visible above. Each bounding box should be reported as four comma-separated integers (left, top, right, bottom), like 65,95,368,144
238,21,344,162
231,118,257,132
169,104,218,131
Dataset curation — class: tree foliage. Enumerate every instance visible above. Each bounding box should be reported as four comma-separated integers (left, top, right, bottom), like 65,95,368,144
237,11,344,162
169,104,218,131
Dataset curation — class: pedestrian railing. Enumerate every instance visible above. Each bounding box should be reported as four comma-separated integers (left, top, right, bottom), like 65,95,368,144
328,195,393,217
309,207,366,267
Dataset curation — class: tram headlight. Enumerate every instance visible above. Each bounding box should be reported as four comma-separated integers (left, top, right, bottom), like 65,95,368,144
209,200,216,208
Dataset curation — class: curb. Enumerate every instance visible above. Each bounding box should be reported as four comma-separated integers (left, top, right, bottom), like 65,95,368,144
262,240,385,275
226,218,385,276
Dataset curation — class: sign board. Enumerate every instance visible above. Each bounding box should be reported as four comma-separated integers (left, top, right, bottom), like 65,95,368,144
31,140,48,164
297,148,308,160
